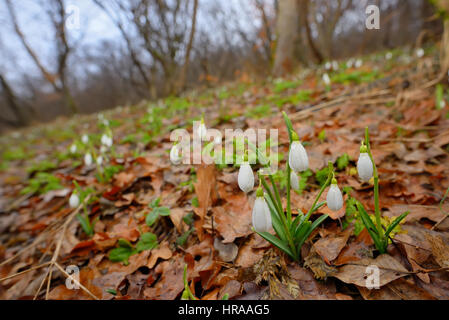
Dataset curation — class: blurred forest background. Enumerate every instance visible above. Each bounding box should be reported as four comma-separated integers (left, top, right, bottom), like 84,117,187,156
0,0,445,132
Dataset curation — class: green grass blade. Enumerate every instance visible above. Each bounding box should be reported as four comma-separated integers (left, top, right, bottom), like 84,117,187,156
384,211,409,239
265,195,288,243
282,111,294,143
256,231,295,259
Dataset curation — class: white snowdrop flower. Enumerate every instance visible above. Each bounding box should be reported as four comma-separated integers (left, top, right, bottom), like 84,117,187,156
355,59,363,68
357,146,373,182
332,61,339,70
170,144,183,165
101,134,113,148
196,118,207,141
325,62,331,70
100,145,107,153
322,73,331,86
238,162,254,193
69,192,80,208
347,59,354,68
96,155,103,166
439,100,446,109
326,179,343,211
290,171,300,191
252,188,272,233
69,144,77,154
84,153,93,166
214,135,222,145
385,52,393,60
288,133,309,172
416,48,424,58
81,134,89,144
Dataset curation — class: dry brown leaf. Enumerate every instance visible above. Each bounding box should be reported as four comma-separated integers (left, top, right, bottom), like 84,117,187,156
148,241,172,269
334,254,408,288
358,278,436,300
314,228,352,264
425,233,449,268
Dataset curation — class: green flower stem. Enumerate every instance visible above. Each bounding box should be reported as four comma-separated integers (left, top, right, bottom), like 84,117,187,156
305,161,334,220
259,174,297,260
269,174,283,215
364,127,383,238
259,174,282,216
286,163,292,222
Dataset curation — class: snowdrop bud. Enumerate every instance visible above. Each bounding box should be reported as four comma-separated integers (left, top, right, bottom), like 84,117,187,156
252,188,272,233
96,155,103,166
100,145,107,153
69,144,77,154
170,144,182,165
290,171,300,191
325,62,331,70
288,132,309,172
439,100,446,109
385,52,393,60
347,59,354,68
69,192,80,208
326,179,343,211
84,153,93,166
197,118,207,141
323,73,331,86
81,134,89,144
238,162,254,193
101,134,113,147
416,48,424,58
355,59,363,68
332,61,339,70
357,146,373,182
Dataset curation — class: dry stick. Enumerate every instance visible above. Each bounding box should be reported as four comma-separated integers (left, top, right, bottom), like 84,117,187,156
0,206,72,268
0,261,50,282
291,89,392,121
33,196,89,300
54,262,99,300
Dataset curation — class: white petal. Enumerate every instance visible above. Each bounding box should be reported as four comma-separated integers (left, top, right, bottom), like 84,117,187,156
357,153,373,182
170,145,182,165
252,197,272,233
238,163,254,193
290,171,300,191
84,153,92,166
70,144,77,154
81,134,89,144
289,141,309,172
69,193,80,208
96,156,103,166
326,184,343,211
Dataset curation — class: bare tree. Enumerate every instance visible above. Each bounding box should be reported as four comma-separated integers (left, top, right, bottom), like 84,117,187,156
273,0,300,76
177,0,199,93
5,0,79,114
309,0,354,59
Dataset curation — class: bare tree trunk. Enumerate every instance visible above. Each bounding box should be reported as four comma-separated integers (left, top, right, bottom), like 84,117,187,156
5,0,79,114
0,74,26,126
177,0,199,93
273,0,300,76
300,0,323,64
433,0,449,73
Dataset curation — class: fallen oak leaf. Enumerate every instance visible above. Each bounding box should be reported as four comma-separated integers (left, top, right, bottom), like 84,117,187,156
358,278,436,300
148,241,172,269
313,227,352,264
425,233,449,268
334,254,409,288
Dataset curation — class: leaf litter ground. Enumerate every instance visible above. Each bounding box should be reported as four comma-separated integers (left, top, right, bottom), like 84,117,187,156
1,48,449,300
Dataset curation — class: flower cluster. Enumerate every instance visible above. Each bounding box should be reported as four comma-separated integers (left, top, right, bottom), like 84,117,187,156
237,117,343,237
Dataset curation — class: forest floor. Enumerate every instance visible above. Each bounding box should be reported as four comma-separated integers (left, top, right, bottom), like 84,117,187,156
1,46,449,300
